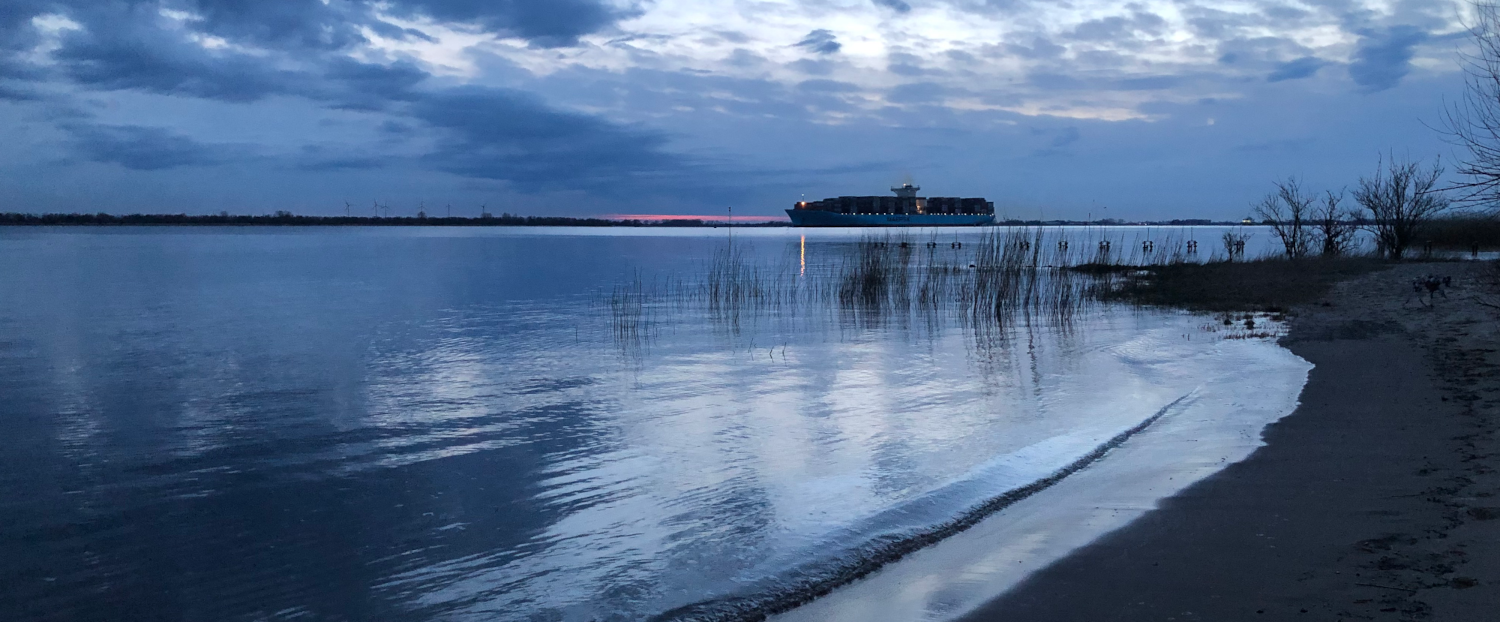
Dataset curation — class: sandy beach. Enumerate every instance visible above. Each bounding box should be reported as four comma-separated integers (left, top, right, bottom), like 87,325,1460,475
953,262,1500,621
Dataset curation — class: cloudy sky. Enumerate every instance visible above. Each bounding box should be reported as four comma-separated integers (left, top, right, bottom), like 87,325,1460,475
0,0,1477,220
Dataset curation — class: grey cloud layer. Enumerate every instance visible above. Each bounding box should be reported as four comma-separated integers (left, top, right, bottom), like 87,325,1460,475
0,0,688,194
0,0,1467,214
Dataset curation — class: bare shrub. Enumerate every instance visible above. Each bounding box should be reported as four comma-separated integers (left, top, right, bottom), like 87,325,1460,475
1221,230,1251,262
1313,190,1360,256
1351,155,1451,259
1253,177,1314,259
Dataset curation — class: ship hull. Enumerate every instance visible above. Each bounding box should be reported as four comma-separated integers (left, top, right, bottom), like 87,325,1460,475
785,210,994,227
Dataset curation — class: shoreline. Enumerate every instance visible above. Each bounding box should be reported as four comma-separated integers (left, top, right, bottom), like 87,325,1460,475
773,261,1500,621
952,262,1500,620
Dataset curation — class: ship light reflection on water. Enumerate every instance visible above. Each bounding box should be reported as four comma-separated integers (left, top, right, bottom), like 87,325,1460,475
800,235,805,276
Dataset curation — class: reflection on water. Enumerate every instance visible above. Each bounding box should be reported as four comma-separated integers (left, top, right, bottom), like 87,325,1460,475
1,227,1274,622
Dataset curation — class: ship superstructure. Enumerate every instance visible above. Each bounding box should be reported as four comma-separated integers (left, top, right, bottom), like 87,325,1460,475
787,183,995,226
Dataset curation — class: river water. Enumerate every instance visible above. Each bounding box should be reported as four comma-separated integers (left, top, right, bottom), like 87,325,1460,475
0,227,1309,621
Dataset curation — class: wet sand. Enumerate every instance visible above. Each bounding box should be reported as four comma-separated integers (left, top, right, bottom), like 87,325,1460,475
958,262,1500,621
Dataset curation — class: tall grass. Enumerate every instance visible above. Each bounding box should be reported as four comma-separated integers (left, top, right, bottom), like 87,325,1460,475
599,228,1141,348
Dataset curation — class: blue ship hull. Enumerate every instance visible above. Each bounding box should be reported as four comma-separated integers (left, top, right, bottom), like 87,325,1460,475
785,210,994,227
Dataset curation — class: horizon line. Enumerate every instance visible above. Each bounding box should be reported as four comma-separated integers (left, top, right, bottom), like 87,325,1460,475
602,214,788,222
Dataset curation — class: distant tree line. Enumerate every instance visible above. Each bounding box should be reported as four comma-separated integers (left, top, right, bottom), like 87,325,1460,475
0,211,784,228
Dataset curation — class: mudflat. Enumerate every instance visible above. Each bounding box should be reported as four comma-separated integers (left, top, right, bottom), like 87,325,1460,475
960,262,1500,621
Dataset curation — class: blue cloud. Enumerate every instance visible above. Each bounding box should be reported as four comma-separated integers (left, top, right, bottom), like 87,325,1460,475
53,15,311,103
1068,11,1167,42
409,87,685,193
385,0,634,47
1267,56,1325,82
873,0,912,13
62,122,232,170
1046,126,1080,148
795,29,841,55
185,0,367,50
1006,36,1065,59
1348,26,1428,92
36,4,427,106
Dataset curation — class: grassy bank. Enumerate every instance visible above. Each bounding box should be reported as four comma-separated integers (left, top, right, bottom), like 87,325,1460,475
1082,257,1389,313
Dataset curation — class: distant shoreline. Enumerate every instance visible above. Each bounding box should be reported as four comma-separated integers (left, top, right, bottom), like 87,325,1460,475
0,213,1248,227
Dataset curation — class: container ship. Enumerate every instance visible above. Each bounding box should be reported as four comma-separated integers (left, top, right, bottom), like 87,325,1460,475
786,183,995,226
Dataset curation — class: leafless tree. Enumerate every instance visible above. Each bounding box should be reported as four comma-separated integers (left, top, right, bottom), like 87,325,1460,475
1253,177,1314,259
1351,154,1450,259
1221,230,1250,261
1313,190,1360,256
1442,2,1500,206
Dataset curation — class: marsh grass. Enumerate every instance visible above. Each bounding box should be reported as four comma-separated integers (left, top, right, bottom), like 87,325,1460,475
599,228,1141,347
599,227,1374,353
1087,256,1387,313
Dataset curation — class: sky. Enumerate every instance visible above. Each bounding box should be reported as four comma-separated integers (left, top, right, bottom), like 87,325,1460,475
0,0,1479,220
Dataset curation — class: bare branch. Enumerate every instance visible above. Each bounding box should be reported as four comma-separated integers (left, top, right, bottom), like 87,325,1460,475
1313,189,1359,256
1352,153,1451,259
1253,176,1314,258
1440,2,1500,208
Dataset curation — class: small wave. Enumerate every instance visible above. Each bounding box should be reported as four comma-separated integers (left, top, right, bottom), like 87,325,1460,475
651,394,1193,622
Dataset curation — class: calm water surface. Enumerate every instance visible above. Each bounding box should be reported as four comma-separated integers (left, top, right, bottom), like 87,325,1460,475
2,227,1274,621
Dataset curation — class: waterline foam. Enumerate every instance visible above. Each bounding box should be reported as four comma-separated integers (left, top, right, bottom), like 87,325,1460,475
770,334,1311,622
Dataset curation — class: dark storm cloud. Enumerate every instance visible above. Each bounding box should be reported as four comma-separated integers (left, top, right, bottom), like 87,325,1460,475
873,0,912,13
795,29,841,55
1267,56,1326,82
409,87,682,192
1348,26,1427,92
62,122,233,170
